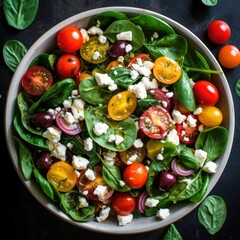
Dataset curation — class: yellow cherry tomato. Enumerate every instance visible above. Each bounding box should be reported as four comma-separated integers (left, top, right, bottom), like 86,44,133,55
119,145,146,164
198,105,223,127
153,56,182,84
47,161,77,192
108,91,137,121
146,139,164,160
80,36,110,64
105,60,124,73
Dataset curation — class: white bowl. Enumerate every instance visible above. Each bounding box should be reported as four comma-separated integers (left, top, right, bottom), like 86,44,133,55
5,6,235,235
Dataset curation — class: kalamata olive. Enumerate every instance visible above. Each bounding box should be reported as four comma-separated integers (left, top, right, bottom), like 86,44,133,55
35,152,53,173
30,112,55,128
159,171,177,190
108,40,129,59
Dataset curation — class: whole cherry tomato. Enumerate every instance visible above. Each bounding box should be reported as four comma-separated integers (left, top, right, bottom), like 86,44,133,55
218,45,240,69
193,80,219,106
123,162,148,189
57,26,83,53
111,192,136,216
207,20,231,44
56,54,81,78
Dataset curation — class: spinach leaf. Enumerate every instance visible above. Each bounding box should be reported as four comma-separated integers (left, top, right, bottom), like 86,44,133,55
234,79,240,97
79,76,115,105
173,70,196,112
3,0,39,30
13,136,33,180
33,168,55,200
162,224,183,240
13,113,48,150
201,0,218,6
84,106,137,152
195,126,228,162
104,20,145,51
179,147,199,170
129,14,175,35
144,34,188,60
29,78,75,113
198,195,227,235
60,190,95,222
135,98,161,116
3,40,27,72
87,11,127,30
189,172,210,202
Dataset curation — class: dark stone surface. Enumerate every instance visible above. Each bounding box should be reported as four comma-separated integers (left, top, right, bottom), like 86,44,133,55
1,1,240,239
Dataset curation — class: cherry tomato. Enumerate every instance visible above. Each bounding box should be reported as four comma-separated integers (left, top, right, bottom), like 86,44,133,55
105,60,124,72
119,145,146,164
123,162,148,189
218,45,240,69
146,139,164,160
140,106,173,139
57,26,83,53
207,20,231,44
197,105,223,127
173,98,191,114
126,53,152,68
21,66,53,96
193,80,219,106
77,165,114,202
153,56,182,84
56,54,81,79
111,192,136,216
175,114,200,144
108,91,137,121
46,161,77,192
80,36,110,64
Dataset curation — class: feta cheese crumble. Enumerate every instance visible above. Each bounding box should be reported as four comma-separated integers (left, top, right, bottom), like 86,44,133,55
117,214,133,226
93,122,109,136
156,208,170,220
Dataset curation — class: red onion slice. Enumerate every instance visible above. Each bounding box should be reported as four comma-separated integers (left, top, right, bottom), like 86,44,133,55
137,190,149,214
171,158,195,177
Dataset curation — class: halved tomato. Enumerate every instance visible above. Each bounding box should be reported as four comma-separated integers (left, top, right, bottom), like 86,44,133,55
77,165,114,202
108,91,137,121
46,161,77,192
80,36,110,64
126,53,152,68
175,114,200,144
119,145,146,164
21,66,53,96
139,106,173,139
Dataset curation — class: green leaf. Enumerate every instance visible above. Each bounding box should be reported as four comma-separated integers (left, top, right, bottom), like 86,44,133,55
198,195,227,235
235,79,240,97
201,0,218,6
162,224,183,240
3,40,27,72
3,0,39,30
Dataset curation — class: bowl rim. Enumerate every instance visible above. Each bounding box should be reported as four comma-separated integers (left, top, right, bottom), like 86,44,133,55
4,6,235,235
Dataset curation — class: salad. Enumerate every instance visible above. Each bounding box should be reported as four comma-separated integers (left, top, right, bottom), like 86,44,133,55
13,11,228,226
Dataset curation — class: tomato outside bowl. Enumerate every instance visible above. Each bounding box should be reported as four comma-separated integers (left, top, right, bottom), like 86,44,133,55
5,6,235,235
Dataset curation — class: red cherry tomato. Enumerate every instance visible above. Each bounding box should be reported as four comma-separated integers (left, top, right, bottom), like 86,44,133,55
123,162,148,189
175,114,200,144
218,45,240,69
140,106,173,139
111,192,136,216
126,53,152,68
57,26,83,53
193,80,219,106
21,66,53,96
56,54,81,79
207,20,231,44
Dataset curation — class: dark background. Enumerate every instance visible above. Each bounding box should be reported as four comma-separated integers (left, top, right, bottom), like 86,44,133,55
1,0,240,239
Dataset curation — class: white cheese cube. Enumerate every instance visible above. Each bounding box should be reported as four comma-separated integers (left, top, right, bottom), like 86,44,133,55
98,35,107,44
128,82,147,99
93,122,109,136
85,168,96,181
195,149,207,167
47,141,66,160
71,98,85,120
133,139,144,148
63,112,75,124
166,129,179,146
93,185,107,202
172,109,187,124
145,197,159,207
84,137,93,151
72,155,89,170
116,31,132,41
96,207,111,222
87,26,103,35
203,161,217,173
43,126,61,143
78,197,89,208
117,214,133,226
156,208,170,220
115,135,124,145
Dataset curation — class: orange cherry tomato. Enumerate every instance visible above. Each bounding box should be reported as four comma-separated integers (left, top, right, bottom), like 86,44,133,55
123,162,148,189
46,161,77,192
218,45,240,69
153,56,182,84
108,91,137,121
105,60,124,72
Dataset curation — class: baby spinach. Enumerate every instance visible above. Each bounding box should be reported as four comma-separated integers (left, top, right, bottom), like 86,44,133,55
179,147,199,170
79,76,115,105
162,224,183,240
234,78,240,97
173,70,196,112
198,195,227,235
29,78,75,113
13,136,33,180
84,106,137,152
144,34,188,60
3,40,27,72
129,14,175,36
3,0,39,30
104,20,145,51
201,0,218,6
195,126,228,162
